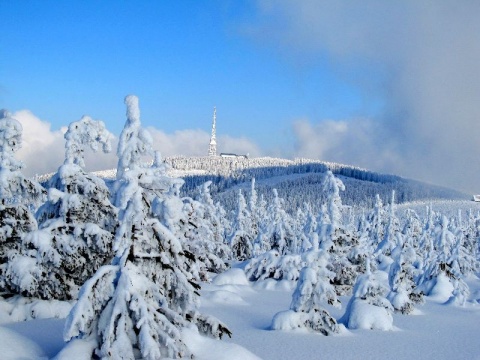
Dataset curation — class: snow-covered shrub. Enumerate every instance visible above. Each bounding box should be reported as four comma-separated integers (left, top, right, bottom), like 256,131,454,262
272,250,340,335
342,260,393,330
245,250,303,282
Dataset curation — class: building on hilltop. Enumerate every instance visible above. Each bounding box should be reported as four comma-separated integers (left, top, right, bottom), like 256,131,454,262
208,107,217,157
220,153,248,159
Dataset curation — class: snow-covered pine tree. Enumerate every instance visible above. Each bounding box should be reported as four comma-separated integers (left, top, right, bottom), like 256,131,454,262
0,110,45,208
65,95,230,359
229,189,254,261
320,171,357,295
388,252,418,314
252,193,270,256
348,210,371,274
299,203,316,253
271,250,340,335
375,191,401,263
4,115,116,300
267,188,295,255
0,110,44,296
174,182,231,278
417,215,458,298
367,194,386,252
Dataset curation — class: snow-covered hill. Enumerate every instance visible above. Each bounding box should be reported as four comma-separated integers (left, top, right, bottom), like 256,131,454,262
85,156,469,214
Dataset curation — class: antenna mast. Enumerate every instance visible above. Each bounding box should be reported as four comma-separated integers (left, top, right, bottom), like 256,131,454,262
208,106,217,157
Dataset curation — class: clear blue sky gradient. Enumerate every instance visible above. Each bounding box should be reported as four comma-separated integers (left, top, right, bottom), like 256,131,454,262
0,1,379,151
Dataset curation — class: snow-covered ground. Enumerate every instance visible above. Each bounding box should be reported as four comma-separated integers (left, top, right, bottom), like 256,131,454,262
1,268,479,360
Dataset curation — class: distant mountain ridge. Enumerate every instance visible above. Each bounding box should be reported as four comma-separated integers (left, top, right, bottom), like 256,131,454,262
158,156,468,213
36,156,469,212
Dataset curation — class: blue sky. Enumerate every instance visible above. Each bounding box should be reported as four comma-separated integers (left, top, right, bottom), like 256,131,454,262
2,1,480,193
0,1,376,145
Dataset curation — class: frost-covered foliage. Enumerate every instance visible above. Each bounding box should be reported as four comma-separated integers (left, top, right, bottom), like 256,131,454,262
188,181,231,274
343,260,393,330
0,205,38,296
245,250,302,282
0,110,45,208
64,95,230,359
116,95,153,180
64,116,112,168
0,111,45,296
4,116,116,300
319,172,358,295
229,190,254,261
271,250,340,335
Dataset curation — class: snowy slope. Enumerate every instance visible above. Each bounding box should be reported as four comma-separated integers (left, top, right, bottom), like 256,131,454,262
1,269,480,360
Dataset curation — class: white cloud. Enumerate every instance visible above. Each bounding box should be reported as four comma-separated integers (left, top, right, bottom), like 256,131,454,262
292,118,404,175
146,127,262,158
14,110,66,176
246,1,480,193
10,111,263,177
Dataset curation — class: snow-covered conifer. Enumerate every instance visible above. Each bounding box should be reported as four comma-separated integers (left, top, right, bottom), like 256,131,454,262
272,250,339,335
116,95,153,180
0,111,45,296
266,189,295,255
0,110,45,208
342,259,393,330
319,171,357,294
367,194,386,251
376,191,400,258
229,189,254,261
4,115,116,300
65,96,230,359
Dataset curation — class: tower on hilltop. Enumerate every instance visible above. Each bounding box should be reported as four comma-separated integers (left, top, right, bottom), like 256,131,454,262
208,107,217,157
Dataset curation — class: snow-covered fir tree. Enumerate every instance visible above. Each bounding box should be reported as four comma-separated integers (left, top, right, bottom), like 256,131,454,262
271,250,340,335
0,110,44,296
0,110,45,208
229,189,254,261
4,115,116,300
376,191,400,259
320,171,357,295
64,95,230,359
267,189,295,255
342,259,393,330
176,183,231,278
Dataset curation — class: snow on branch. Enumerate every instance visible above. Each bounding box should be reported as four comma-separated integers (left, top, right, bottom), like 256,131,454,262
64,116,113,168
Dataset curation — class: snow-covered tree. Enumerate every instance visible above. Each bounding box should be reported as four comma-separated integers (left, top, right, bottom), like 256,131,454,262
367,194,386,251
267,189,295,255
0,110,45,208
0,111,45,296
190,181,231,273
271,250,340,335
376,191,400,258
116,95,153,180
64,95,230,359
229,189,254,261
342,259,393,330
320,171,357,294
4,115,116,300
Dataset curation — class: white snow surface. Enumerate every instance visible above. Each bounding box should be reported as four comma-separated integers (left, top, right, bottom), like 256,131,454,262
1,275,480,359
